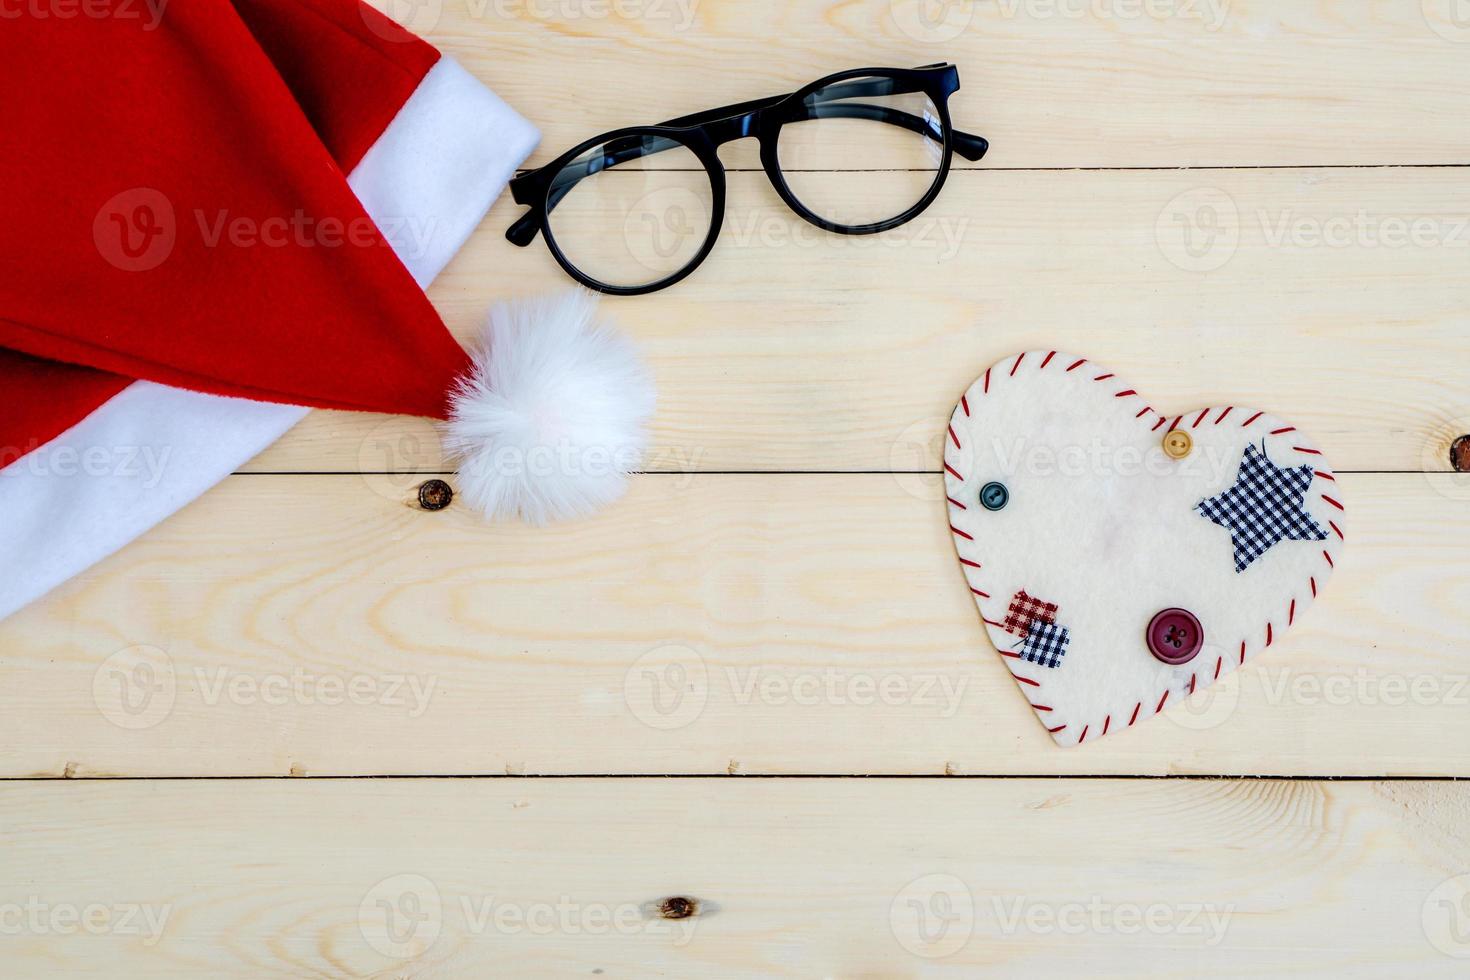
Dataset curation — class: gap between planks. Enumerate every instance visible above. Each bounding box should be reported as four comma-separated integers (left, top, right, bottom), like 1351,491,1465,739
4,773,1470,782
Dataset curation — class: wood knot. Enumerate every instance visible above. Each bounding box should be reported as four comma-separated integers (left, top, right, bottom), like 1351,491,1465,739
417,479,453,511
1452,435,1470,474
657,896,698,920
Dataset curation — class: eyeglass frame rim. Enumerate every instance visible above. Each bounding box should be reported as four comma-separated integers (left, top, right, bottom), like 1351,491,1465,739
504,63,986,296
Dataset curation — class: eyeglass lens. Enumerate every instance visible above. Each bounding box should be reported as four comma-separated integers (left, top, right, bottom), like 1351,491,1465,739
545,135,716,290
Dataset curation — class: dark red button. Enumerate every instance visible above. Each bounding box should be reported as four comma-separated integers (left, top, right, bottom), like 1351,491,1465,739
1147,608,1203,665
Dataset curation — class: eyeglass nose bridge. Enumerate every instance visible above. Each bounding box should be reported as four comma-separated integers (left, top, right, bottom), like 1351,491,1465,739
698,110,763,148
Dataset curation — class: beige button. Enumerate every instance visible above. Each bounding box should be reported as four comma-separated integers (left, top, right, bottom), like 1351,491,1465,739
1162,429,1193,460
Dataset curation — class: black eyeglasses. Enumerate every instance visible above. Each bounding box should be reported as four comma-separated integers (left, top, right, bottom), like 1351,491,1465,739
505,64,988,295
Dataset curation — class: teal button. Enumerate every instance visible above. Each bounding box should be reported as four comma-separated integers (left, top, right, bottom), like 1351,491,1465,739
979,482,1008,511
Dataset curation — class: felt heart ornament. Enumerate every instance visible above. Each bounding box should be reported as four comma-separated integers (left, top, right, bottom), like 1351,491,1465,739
943,351,1345,746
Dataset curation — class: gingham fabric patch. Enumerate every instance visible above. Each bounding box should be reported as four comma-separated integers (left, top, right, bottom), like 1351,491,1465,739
1001,589,1059,638
1196,443,1329,573
1020,621,1070,669
945,350,1344,747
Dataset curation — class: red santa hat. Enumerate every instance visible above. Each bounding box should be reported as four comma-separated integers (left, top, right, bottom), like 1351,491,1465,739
0,0,654,621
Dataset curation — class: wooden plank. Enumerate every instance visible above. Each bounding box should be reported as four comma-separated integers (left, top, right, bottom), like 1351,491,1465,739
1,778,1467,976
373,0,1470,169
245,166,1470,474
2,471,1465,778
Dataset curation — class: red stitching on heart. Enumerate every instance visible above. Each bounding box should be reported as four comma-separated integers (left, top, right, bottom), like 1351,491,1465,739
947,353,1344,748
1328,520,1343,540
948,425,962,449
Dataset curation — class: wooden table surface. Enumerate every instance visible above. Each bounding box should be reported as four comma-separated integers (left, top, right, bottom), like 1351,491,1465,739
5,1,1470,975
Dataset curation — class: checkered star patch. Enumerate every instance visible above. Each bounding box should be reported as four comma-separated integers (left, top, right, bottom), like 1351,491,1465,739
1196,443,1328,573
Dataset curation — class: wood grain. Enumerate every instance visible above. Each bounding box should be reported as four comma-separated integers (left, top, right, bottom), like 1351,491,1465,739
244,166,1470,475
3,472,1465,778
2,778,1468,976
370,0,1470,169
9,3,1470,975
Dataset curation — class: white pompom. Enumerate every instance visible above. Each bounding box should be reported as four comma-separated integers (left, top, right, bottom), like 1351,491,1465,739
442,289,655,523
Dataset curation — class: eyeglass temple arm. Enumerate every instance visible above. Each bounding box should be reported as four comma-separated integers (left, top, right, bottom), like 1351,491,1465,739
506,96,988,246
788,77,989,161
506,133,683,246
792,102,989,161
506,93,792,245
506,132,689,245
